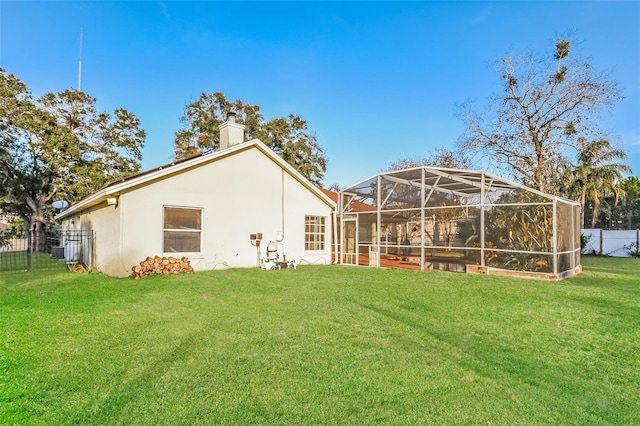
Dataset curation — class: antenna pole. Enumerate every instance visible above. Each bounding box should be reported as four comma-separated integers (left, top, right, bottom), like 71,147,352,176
78,28,83,91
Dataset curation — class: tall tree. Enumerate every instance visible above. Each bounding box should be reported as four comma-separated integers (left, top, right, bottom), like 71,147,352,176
458,37,623,194
39,89,145,201
174,92,327,184
1,68,64,249
572,138,631,228
0,68,145,249
616,176,640,229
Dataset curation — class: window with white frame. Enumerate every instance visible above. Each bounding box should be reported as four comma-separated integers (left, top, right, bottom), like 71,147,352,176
163,206,202,253
305,215,326,251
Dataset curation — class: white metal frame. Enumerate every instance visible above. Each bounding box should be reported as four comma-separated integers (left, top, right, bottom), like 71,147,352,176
338,166,581,277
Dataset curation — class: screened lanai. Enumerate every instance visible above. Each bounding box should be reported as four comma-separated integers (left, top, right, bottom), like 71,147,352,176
338,167,582,280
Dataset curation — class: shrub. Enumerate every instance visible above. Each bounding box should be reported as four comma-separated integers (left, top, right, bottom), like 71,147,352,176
626,242,640,258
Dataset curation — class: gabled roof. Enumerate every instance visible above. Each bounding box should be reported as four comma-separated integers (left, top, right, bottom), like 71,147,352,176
57,139,335,220
317,187,338,203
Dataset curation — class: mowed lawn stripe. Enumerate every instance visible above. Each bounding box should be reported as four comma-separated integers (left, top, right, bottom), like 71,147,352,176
1,257,638,424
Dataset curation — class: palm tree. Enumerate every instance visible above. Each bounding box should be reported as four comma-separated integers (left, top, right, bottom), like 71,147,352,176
573,139,631,228
618,177,640,229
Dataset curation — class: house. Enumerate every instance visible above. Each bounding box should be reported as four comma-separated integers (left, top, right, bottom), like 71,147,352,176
56,114,336,277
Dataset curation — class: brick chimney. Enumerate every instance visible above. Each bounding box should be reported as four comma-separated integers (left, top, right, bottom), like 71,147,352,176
219,111,246,150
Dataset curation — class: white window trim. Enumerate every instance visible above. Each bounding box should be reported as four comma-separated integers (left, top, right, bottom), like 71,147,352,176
305,215,327,252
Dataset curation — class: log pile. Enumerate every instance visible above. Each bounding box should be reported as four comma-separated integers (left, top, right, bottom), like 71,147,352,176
130,256,193,279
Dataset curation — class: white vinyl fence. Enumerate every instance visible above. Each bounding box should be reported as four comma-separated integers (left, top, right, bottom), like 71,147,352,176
0,238,28,252
582,229,640,257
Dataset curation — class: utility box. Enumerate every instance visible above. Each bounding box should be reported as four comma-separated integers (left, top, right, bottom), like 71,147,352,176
51,246,65,260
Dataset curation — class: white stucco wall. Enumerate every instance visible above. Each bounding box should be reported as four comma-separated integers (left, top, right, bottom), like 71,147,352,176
86,146,333,277
61,200,121,276
86,202,122,276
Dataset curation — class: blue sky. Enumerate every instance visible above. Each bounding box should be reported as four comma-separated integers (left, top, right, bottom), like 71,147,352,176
1,1,638,187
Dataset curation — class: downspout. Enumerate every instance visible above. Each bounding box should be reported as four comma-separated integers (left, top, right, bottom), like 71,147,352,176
119,195,127,274
281,169,285,242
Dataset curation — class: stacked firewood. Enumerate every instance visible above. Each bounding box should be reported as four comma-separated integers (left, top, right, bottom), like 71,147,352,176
130,256,193,278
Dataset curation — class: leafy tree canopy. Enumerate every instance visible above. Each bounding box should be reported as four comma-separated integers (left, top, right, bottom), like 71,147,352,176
617,176,640,228
174,92,326,185
0,68,145,242
568,138,631,227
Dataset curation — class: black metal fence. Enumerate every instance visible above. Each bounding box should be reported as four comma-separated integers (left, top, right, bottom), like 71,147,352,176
0,229,94,273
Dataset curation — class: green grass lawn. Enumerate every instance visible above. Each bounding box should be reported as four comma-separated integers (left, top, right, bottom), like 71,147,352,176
0,251,68,272
1,257,639,425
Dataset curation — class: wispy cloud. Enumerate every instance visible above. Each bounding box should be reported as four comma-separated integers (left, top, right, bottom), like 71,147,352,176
156,1,170,20
470,8,492,25
620,130,640,147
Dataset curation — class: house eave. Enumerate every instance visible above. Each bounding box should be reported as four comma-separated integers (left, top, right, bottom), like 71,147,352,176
56,139,335,220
